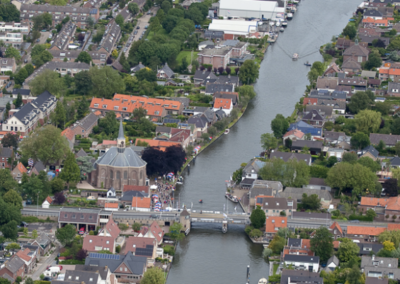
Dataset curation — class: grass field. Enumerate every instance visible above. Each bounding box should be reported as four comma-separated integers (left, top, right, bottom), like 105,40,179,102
176,51,198,66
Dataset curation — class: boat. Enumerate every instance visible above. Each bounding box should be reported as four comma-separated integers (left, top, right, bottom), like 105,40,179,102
287,12,293,19
225,193,239,203
224,129,229,134
304,61,311,66
199,199,203,203
275,21,281,27
176,176,183,185
267,34,277,43
258,278,268,284
222,221,228,233
292,53,299,60
282,21,287,27
280,27,284,32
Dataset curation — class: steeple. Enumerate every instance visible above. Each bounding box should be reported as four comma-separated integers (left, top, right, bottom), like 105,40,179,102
117,117,125,148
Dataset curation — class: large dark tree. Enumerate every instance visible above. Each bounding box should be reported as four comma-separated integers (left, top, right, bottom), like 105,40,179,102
2,133,19,148
383,179,399,197
142,147,166,176
54,192,66,204
165,145,186,174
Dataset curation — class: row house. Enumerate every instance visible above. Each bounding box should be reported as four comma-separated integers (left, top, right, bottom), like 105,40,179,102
89,94,183,120
362,17,391,27
0,58,16,73
361,255,400,280
15,248,36,273
49,49,108,66
58,207,101,231
50,21,76,51
370,133,400,147
0,22,29,34
25,62,90,84
359,196,400,222
97,20,121,55
0,256,25,283
154,127,192,149
20,4,100,29
2,91,57,136
82,219,121,253
255,196,296,217
346,226,386,242
197,46,232,69
379,68,400,82
59,265,116,284
338,77,368,91
0,32,23,48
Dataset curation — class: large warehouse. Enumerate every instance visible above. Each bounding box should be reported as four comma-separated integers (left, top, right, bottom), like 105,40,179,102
208,19,259,36
219,0,285,20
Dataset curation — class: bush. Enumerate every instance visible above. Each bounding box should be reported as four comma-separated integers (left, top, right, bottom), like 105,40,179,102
249,229,263,238
59,259,85,264
118,223,129,230
116,245,121,253
349,214,373,222
163,244,175,256
89,231,94,235
245,225,254,235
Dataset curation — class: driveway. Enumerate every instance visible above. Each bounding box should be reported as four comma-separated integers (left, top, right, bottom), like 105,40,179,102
27,223,56,233
38,31,51,45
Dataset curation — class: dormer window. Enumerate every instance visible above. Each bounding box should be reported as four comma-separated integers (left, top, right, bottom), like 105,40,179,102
94,103,99,107
102,105,107,108
114,106,118,110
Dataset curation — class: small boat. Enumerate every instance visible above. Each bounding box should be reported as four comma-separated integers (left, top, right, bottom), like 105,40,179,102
176,176,183,184
280,27,284,32
258,278,268,284
275,21,281,27
292,53,299,60
224,129,229,134
267,34,277,43
225,193,239,203
287,12,293,19
304,61,311,66
199,199,203,203
282,21,287,27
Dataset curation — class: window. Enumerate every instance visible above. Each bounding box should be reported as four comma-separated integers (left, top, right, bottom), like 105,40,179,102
358,56,362,63
94,103,99,107
89,215,93,219
117,172,120,179
140,171,142,179
72,214,76,219
125,268,127,272
81,214,84,219
120,268,122,271
114,106,119,110
265,210,268,213
124,171,127,179
102,105,107,108
64,214,67,218
106,241,109,244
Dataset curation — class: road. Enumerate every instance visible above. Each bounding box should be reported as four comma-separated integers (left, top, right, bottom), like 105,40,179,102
31,246,60,280
287,218,389,230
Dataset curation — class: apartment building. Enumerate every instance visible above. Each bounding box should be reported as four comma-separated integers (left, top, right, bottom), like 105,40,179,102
0,58,16,73
0,31,23,48
49,49,108,66
0,22,29,34
197,46,232,69
20,4,100,28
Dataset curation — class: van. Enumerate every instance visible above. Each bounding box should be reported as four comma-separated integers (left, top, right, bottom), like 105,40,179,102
46,266,61,274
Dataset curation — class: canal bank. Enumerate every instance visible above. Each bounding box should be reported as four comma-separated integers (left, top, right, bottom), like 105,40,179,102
167,0,362,283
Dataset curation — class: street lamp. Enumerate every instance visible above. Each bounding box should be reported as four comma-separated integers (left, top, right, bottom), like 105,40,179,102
37,191,40,217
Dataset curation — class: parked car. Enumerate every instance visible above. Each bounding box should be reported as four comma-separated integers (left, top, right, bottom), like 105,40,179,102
20,221,28,227
134,31,138,35
137,26,140,29
150,214,158,219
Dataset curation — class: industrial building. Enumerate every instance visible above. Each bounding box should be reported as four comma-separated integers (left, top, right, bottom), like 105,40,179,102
208,19,259,39
218,0,285,20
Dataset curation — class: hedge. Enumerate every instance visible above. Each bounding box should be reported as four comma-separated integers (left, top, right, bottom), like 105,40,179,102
348,214,373,222
59,259,85,264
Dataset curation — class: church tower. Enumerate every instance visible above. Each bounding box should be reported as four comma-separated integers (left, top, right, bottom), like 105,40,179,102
117,118,125,148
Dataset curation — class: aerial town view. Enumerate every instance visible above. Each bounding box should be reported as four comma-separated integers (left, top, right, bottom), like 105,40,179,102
3,0,400,283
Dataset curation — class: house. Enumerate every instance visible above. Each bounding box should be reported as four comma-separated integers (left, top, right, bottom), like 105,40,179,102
120,190,147,207
0,147,13,169
278,188,332,208
187,115,208,138
324,131,346,144
157,63,174,79
0,58,16,73
248,180,283,206
213,98,232,116
362,17,390,27
316,77,338,92
303,178,331,191
269,151,312,166
138,221,164,245
41,196,52,209
291,140,323,155
62,265,116,284
362,70,378,79
387,82,400,97
130,63,146,75
67,112,98,138
123,185,150,197
242,159,266,180
357,243,383,255
338,77,368,92
288,121,322,138
283,238,314,258
329,222,344,239
303,98,318,106
213,91,239,106
361,255,400,280
370,133,400,147
0,22,29,34
282,129,304,141
326,147,346,160
58,207,101,231
25,62,90,83
336,38,353,50
363,9,384,20
85,252,147,282
12,88,30,102
361,145,379,161
366,278,388,284
193,70,218,85
305,104,335,118
50,21,76,51
317,100,345,114
49,50,108,66
12,162,27,183
135,139,182,151
0,256,25,282
205,82,235,95
131,197,151,212
280,270,323,284
265,216,287,237
255,196,296,217
359,196,400,222
197,46,232,69
346,226,386,242
30,233,51,256
302,109,328,126
324,63,342,77
283,255,320,273
82,235,115,253
198,40,214,51
204,30,224,41
15,248,36,273
104,203,119,211
123,237,157,260
343,43,370,63
324,255,339,272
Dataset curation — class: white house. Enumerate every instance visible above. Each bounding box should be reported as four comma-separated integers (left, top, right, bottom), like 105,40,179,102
42,196,52,209
326,147,345,160
283,255,320,273
213,98,233,116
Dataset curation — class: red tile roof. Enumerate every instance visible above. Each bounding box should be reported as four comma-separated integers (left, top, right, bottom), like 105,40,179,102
303,98,318,106
100,218,120,239
333,240,340,249
388,224,400,231
149,221,164,243
360,196,400,210
283,129,304,139
330,221,343,235
16,248,33,262
82,236,115,252
265,217,287,233
45,196,52,204
16,162,27,174
123,236,155,257
347,226,386,236
61,128,75,142
101,140,117,146
214,98,232,110
135,139,181,151
131,197,151,209
123,185,149,194
105,203,119,209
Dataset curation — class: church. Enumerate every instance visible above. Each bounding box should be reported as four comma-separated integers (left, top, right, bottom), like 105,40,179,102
89,119,147,190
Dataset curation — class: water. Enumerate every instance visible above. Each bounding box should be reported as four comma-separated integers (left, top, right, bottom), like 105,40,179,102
167,0,361,282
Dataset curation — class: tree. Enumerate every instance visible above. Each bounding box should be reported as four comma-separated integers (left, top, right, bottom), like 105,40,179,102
76,51,92,64
271,114,289,138
14,93,23,108
301,194,321,210
348,92,372,114
0,169,18,196
28,69,65,96
310,227,334,262
350,132,370,149
285,138,292,149
54,192,66,204
383,179,399,197
375,102,392,116
55,224,76,246
76,156,94,180
268,234,285,254
141,267,165,284
15,68,28,85
307,68,319,84
2,220,18,240
250,206,266,229
19,125,70,165
128,2,139,14
357,156,381,172
3,189,22,209
5,47,21,60
50,177,64,194
132,222,141,231
365,52,382,70
326,156,337,168
169,222,184,241
355,110,381,133
25,278,33,284
366,208,377,219
263,247,272,259
326,162,378,196
53,101,66,128
60,152,81,190
98,111,119,135
379,230,400,248
260,133,277,152
25,64,34,76
6,243,20,250
383,240,396,251
4,102,10,120
115,14,124,27
239,60,259,84
346,265,363,284
165,145,186,174
342,24,357,39
76,249,87,261
342,152,358,164
2,132,18,148
31,230,38,239
239,85,256,104
136,69,157,82
89,67,125,99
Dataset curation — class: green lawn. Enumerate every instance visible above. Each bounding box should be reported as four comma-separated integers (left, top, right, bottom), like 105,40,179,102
273,263,279,275
176,51,198,66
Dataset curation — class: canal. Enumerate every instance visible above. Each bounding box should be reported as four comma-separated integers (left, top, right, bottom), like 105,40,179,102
167,0,361,282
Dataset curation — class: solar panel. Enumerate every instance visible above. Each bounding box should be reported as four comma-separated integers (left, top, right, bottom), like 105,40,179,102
89,253,120,259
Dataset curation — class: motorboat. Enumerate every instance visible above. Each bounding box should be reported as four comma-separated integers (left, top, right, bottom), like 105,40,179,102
258,279,268,284
275,21,281,27
267,34,277,43
282,21,288,27
287,13,293,19
224,129,230,134
176,176,184,184
225,193,239,203
199,199,203,203
304,61,311,66
280,27,284,32
292,53,299,60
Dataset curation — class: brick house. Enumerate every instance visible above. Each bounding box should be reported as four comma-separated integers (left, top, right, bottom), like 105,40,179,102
0,146,13,169
197,47,232,69
30,233,52,256
12,162,27,183
0,256,25,283
123,237,157,260
359,196,400,222
138,221,164,245
15,248,36,273
343,43,370,63
61,128,76,150
221,40,247,57
82,235,116,253
0,58,16,73
329,222,344,240
49,50,108,66
156,63,174,79
346,226,386,242
58,207,101,231
255,196,296,217
265,216,287,237
69,112,99,138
